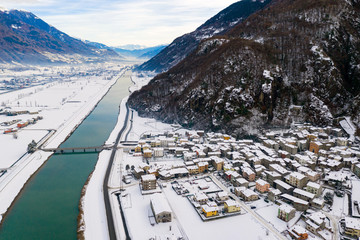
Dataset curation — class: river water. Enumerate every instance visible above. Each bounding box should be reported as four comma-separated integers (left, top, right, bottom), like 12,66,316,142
0,71,132,239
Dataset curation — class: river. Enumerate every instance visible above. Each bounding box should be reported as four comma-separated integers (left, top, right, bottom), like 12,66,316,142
0,70,132,239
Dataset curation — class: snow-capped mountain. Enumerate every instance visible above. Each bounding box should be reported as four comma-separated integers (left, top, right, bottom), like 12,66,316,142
136,0,271,73
0,9,119,64
129,0,360,136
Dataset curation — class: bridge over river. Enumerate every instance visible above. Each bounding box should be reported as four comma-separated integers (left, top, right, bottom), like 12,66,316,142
40,141,138,154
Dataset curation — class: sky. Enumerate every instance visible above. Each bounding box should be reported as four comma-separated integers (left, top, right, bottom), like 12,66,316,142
1,0,238,47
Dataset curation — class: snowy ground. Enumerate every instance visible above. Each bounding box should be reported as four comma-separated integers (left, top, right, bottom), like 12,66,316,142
0,63,126,223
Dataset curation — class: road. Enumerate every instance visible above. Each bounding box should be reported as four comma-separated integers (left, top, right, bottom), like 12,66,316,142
103,101,131,240
209,174,287,240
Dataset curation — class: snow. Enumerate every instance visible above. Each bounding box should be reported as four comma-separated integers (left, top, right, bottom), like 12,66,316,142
339,117,356,141
0,63,124,223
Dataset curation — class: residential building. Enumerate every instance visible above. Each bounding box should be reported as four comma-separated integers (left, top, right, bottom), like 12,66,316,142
143,149,153,158
268,188,282,202
242,167,255,181
224,200,241,213
153,147,164,157
233,177,249,188
344,217,360,237
306,182,322,197
278,204,296,222
274,179,294,194
309,141,323,154
236,187,259,201
293,188,315,202
197,162,208,173
141,174,157,190
289,172,308,188
289,226,308,240
255,179,270,193
202,203,219,217
150,193,172,223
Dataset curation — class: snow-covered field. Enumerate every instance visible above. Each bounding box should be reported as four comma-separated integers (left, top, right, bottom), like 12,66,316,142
0,63,125,223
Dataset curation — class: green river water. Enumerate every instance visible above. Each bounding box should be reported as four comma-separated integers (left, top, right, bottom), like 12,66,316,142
0,71,132,239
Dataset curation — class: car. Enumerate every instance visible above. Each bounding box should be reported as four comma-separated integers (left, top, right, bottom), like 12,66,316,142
250,205,256,209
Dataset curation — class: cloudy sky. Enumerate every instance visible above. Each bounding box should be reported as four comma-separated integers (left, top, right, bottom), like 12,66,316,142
1,0,238,47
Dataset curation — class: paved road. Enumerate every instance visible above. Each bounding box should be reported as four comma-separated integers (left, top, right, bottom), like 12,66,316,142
103,101,131,240
209,174,287,240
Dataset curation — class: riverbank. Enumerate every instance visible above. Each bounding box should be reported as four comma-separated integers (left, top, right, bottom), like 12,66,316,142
0,66,126,224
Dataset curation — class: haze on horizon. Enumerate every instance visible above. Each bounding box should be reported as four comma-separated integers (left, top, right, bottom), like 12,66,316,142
1,0,238,47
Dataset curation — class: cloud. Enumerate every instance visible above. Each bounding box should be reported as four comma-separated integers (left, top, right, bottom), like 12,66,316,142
1,0,238,46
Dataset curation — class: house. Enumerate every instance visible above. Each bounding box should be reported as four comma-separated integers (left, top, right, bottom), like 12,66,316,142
153,148,164,157
150,193,172,223
344,217,360,237
274,179,294,194
233,178,249,188
255,179,270,193
235,187,259,201
264,171,281,185
306,182,322,197
309,141,323,154
268,188,282,202
141,174,157,190
134,144,142,153
217,191,229,202
281,194,309,211
289,172,308,188
224,200,240,213
289,225,308,240
197,162,208,173
193,192,208,204
293,188,315,202
353,163,360,178
278,204,296,222
305,212,326,234
211,157,224,171
337,137,348,146
187,165,199,175
242,167,255,181
311,198,324,209
143,149,152,158
202,202,219,217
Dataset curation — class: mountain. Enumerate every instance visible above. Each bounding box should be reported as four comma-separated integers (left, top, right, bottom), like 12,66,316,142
136,0,272,73
128,0,360,137
0,9,119,64
112,45,167,59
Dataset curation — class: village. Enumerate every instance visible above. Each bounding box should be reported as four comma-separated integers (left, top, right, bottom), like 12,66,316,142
115,120,360,240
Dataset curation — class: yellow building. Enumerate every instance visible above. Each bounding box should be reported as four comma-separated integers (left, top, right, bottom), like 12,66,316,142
202,203,219,217
309,141,323,154
135,145,142,153
224,200,240,213
344,217,360,237
143,149,152,158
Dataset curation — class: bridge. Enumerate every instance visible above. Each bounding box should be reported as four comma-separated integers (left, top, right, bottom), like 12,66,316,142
40,141,138,154
41,145,113,154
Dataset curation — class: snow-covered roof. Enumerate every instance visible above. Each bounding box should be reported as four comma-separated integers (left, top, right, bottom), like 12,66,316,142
274,179,293,190
290,172,306,180
308,212,326,225
345,217,360,230
150,193,172,215
256,179,268,186
279,204,295,213
224,199,240,208
307,181,321,189
141,174,156,181
281,194,309,205
294,188,315,199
